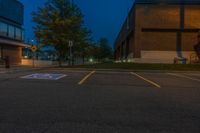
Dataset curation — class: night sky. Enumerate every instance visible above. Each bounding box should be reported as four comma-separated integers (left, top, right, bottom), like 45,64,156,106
19,0,134,47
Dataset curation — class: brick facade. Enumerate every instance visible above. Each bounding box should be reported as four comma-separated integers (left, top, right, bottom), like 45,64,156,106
114,2,200,63
0,44,22,64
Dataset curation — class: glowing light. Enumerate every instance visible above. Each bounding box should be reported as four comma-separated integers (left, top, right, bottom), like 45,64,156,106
89,58,93,62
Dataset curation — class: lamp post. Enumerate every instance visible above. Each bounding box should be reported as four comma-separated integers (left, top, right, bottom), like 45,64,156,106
68,40,73,66
31,39,36,68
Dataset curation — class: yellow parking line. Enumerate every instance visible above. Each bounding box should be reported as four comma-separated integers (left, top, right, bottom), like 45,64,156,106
130,72,161,88
78,71,96,85
168,73,200,82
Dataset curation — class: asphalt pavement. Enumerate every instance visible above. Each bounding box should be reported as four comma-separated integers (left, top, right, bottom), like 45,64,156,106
0,68,200,133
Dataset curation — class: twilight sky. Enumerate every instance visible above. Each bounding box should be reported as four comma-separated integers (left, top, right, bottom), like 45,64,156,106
19,0,134,46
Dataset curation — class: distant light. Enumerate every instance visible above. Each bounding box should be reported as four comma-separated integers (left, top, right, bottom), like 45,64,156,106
24,56,28,59
89,58,93,62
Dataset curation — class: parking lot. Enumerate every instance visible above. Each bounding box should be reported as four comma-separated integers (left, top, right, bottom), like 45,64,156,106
0,68,200,133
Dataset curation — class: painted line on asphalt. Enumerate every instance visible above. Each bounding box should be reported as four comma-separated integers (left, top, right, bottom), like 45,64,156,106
78,70,96,85
130,72,161,88
168,73,200,82
0,71,6,74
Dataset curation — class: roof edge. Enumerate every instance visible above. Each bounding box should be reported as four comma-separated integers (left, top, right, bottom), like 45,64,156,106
0,38,31,48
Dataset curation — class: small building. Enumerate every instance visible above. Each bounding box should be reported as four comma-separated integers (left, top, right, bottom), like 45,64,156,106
0,0,29,65
114,0,200,63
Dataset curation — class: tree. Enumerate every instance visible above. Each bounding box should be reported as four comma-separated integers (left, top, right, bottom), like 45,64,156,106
72,28,92,64
98,38,113,62
32,0,90,66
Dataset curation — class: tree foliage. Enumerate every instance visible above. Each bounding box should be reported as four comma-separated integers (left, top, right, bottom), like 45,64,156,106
83,38,113,62
98,38,113,61
32,0,91,65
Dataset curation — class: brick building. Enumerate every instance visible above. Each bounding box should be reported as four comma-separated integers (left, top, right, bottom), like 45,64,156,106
114,0,200,63
0,0,29,65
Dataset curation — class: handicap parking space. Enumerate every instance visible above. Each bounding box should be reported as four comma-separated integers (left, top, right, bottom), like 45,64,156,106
0,69,90,88
21,73,67,80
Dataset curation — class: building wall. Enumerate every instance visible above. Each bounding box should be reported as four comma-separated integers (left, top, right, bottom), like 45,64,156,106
182,5,200,51
0,0,24,25
135,5,180,29
185,5,200,29
21,59,56,67
134,4,200,61
134,4,180,58
133,51,196,64
114,7,136,60
0,0,25,65
0,44,22,64
114,4,200,63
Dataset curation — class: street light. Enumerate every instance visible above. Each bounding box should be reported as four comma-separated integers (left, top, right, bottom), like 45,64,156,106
89,58,93,63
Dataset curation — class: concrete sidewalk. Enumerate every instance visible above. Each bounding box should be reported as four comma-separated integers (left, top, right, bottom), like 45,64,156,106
0,65,48,74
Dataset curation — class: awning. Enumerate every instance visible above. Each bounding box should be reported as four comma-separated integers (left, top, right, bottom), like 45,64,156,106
0,38,31,48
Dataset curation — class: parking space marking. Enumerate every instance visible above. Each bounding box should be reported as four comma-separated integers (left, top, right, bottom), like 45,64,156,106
168,73,200,82
78,71,96,85
0,71,6,74
184,73,200,77
130,72,161,88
